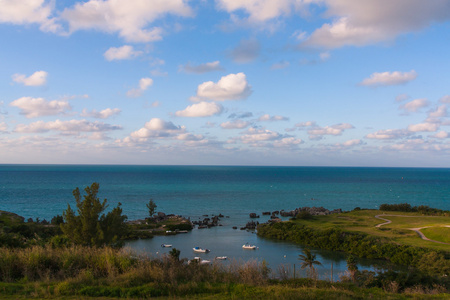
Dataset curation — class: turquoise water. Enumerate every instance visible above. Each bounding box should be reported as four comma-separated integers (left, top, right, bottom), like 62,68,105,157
1,165,449,221
1,165,448,278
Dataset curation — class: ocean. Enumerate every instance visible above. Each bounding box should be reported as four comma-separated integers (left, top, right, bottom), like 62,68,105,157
1,165,449,278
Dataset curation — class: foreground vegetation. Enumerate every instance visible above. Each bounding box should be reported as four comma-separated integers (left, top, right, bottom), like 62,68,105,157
0,245,448,299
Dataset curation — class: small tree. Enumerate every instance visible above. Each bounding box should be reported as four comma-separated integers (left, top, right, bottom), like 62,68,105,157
346,255,359,282
146,199,157,218
169,248,181,261
298,248,322,279
61,182,127,247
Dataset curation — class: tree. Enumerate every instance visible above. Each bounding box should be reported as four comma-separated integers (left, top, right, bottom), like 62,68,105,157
169,248,181,261
346,255,359,282
298,248,322,279
61,182,127,247
146,199,157,218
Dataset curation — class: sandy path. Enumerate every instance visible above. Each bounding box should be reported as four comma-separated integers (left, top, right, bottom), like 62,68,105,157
374,214,450,245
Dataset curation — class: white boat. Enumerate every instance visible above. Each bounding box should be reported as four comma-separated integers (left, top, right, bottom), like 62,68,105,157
193,246,210,253
242,243,257,250
215,256,227,260
190,257,211,264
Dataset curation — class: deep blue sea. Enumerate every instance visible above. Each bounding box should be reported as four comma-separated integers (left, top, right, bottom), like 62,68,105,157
1,165,449,278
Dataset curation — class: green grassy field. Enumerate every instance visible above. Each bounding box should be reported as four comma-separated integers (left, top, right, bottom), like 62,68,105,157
291,210,450,251
421,227,450,244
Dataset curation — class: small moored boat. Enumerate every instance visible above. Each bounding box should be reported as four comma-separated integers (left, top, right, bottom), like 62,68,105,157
215,256,227,260
161,244,172,248
193,246,210,253
242,243,257,250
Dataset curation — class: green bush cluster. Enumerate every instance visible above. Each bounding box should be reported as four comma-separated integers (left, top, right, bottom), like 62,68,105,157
379,203,449,216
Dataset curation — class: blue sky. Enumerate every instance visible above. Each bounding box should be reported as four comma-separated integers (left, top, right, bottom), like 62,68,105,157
1,0,450,167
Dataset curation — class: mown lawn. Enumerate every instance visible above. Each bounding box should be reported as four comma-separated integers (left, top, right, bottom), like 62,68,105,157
421,227,450,244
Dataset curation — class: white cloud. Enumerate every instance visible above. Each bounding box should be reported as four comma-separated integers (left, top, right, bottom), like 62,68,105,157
191,72,252,102
258,114,289,122
431,131,448,139
60,0,193,42
104,45,142,61
308,123,354,137
440,95,450,103
180,61,224,74
12,71,48,86
408,122,439,132
127,77,153,98
228,39,260,63
175,102,223,117
216,0,298,23
295,121,316,128
399,98,429,113
129,118,185,139
220,119,250,129
273,137,303,147
360,70,417,86
301,1,450,49
341,139,362,147
0,0,60,32
366,129,410,140
81,108,121,119
395,94,410,102
14,119,122,133
239,127,282,142
10,97,71,118
427,105,447,118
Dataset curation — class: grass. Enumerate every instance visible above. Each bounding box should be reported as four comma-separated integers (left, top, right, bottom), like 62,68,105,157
421,227,450,244
291,210,450,252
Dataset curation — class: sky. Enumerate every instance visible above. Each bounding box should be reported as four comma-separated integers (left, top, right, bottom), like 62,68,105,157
1,0,450,167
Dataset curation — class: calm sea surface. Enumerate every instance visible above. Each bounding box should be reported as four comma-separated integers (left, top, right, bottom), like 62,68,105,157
1,165,449,278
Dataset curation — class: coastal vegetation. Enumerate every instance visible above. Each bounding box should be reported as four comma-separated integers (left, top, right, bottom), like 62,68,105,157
1,189,450,298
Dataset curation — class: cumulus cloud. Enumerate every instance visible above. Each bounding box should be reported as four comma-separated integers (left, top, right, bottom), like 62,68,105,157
366,129,410,139
431,131,448,139
408,122,439,132
339,139,362,147
360,70,417,86
180,61,224,74
10,97,71,118
273,137,303,147
399,98,429,113
220,119,251,129
81,108,121,119
228,39,260,63
175,102,223,117
12,71,48,86
0,0,60,32
60,0,193,42
14,119,122,133
239,127,283,143
216,0,300,23
427,105,447,118
191,73,252,102
127,77,153,98
130,118,185,139
258,114,289,122
301,0,450,49
308,123,354,137
295,121,317,128
104,45,143,61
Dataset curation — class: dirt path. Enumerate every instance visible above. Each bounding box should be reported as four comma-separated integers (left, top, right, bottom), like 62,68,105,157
374,214,450,245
